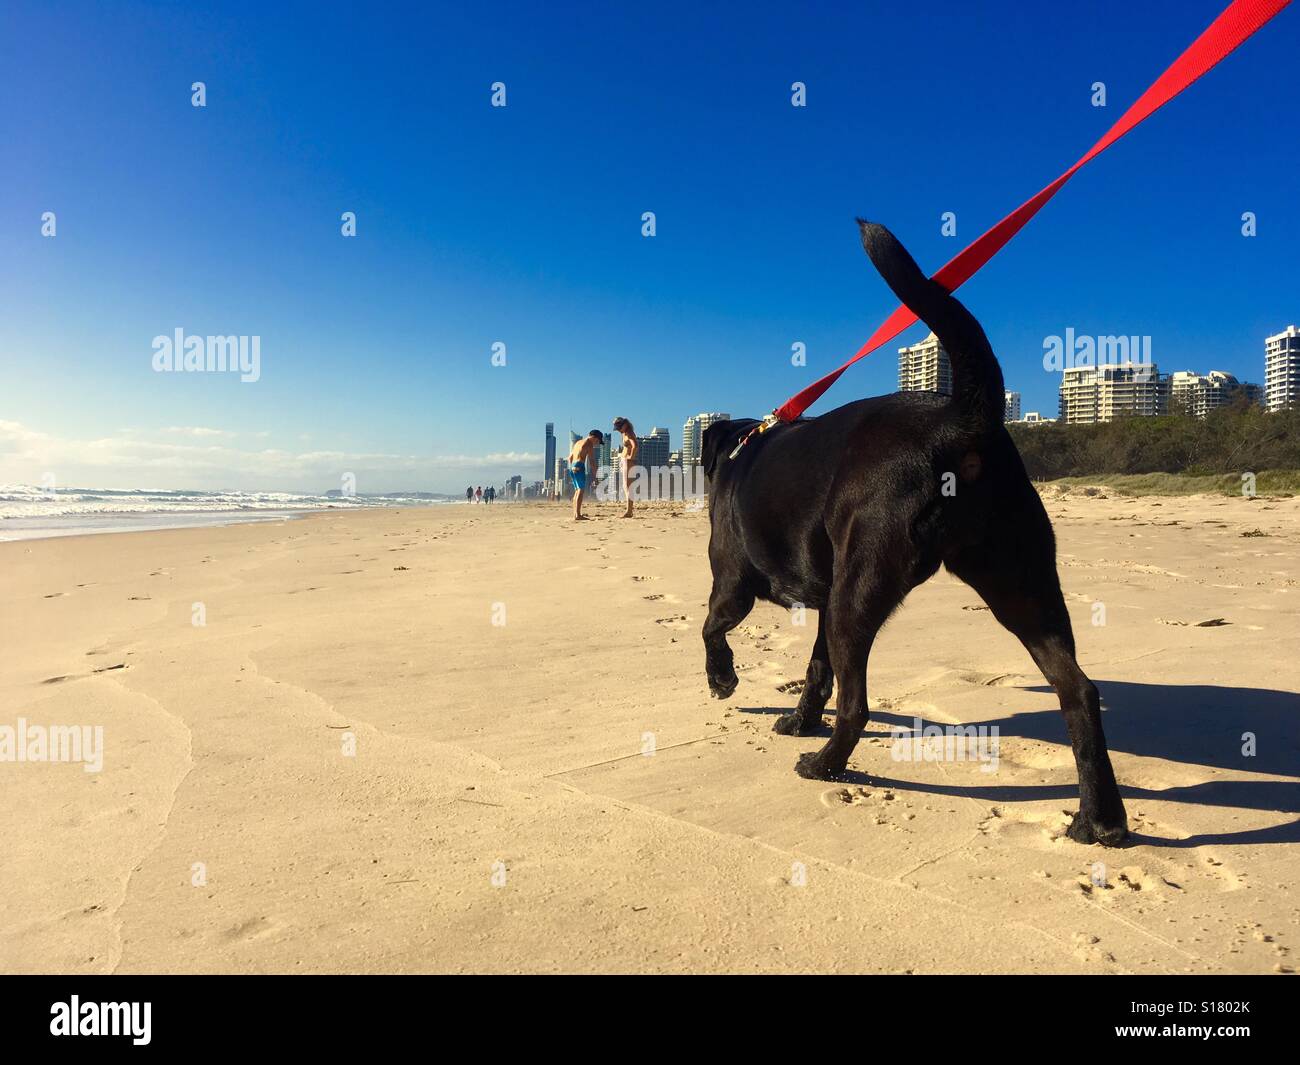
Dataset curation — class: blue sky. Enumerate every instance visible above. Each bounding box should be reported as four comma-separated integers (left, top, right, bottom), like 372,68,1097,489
1,0,1295,492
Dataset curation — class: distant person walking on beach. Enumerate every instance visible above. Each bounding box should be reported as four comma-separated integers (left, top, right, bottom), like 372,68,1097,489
466,486,473,504
612,416,638,519
486,487,495,504
568,429,605,521
475,486,482,504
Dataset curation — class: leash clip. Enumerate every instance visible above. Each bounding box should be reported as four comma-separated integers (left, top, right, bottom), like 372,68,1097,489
728,410,782,460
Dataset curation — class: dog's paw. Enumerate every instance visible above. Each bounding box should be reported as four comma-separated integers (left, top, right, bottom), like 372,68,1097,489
1067,810,1129,847
796,680,833,712
794,750,845,781
774,712,822,736
707,670,739,699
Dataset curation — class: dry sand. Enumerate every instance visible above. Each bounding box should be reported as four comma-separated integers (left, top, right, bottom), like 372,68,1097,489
2,489,1297,974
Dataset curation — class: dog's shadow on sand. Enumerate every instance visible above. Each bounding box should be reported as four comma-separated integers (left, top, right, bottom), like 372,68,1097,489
738,679,1300,848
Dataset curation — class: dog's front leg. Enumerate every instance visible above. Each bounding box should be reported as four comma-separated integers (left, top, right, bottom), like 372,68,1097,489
702,567,754,700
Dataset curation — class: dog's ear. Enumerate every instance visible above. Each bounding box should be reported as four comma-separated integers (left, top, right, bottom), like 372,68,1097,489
700,420,734,479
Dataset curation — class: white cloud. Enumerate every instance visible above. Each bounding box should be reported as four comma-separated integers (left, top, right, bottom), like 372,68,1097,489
157,426,239,438
0,421,541,493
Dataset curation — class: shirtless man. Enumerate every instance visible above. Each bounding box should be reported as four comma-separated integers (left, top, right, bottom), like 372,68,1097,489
612,416,638,519
568,429,605,521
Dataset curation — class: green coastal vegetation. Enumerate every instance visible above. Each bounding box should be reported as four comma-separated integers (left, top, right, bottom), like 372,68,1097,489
1008,401,1300,496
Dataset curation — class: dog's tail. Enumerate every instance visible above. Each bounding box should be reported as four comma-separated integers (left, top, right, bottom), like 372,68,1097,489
857,220,1005,429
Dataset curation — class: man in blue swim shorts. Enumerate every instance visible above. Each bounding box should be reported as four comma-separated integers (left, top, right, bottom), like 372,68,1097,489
568,428,604,521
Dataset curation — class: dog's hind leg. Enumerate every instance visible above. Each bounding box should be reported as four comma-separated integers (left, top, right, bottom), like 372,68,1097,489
774,610,832,735
949,551,1128,846
702,562,754,699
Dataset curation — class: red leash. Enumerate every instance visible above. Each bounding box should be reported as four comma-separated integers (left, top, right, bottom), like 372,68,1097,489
731,0,1291,459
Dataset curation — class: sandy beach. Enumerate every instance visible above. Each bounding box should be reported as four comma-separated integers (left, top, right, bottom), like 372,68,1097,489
2,489,1297,974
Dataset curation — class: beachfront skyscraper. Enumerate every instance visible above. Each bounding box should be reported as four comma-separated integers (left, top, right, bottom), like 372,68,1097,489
1265,326,1300,412
544,423,556,480
638,427,670,470
898,332,952,395
1168,370,1259,418
1058,363,1167,424
1003,390,1021,422
682,413,731,466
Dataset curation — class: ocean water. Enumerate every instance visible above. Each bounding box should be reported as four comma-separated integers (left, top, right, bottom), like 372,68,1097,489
0,485,453,541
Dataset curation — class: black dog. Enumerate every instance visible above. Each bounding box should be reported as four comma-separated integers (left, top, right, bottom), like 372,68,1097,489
701,220,1127,846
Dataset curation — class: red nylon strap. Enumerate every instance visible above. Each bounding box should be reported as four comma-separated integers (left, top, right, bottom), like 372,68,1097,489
773,0,1291,424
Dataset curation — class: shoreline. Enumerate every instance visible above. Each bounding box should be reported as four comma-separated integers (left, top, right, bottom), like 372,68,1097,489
0,502,468,543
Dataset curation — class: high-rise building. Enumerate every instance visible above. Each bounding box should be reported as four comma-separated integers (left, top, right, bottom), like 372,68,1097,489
682,413,731,466
681,420,699,466
638,427,670,470
1058,363,1167,424
1168,370,1259,418
544,423,556,481
1265,326,1300,413
898,332,952,395
1003,390,1021,422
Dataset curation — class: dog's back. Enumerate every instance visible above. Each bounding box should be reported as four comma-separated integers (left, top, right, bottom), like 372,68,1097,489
703,219,1032,608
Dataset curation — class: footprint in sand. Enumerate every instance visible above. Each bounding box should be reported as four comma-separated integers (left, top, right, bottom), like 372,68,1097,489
223,916,278,943
1197,851,1248,892
630,575,659,583
654,615,691,630
1074,863,1181,904
996,741,1075,772
1071,933,1117,966
978,805,1073,846
959,671,1031,688
822,786,874,808
1128,865,1183,892
819,786,908,829
1238,923,1292,971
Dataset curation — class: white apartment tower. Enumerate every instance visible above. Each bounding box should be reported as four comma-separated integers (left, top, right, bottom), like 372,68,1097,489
1265,326,1300,412
1058,363,1167,424
898,332,952,395
682,412,731,466
1003,390,1021,422
1168,370,1256,418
